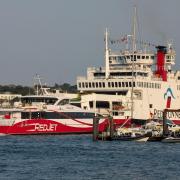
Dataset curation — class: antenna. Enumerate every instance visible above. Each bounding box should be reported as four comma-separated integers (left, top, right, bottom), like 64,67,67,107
33,74,43,95
105,28,110,79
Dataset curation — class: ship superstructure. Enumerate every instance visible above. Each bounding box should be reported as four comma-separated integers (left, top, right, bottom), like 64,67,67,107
77,20,180,125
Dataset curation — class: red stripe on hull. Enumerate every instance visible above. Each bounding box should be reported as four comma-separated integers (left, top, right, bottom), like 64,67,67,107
172,120,180,125
0,119,109,135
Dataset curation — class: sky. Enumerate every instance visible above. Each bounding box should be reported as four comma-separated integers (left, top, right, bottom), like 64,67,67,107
0,0,179,86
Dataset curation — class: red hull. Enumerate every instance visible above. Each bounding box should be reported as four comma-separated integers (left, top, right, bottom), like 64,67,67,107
0,118,109,135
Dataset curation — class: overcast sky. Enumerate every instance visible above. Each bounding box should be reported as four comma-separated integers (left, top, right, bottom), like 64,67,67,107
0,0,179,86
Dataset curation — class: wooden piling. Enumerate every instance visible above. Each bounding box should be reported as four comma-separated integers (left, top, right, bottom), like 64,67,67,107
163,109,168,137
109,116,114,140
93,116,99,141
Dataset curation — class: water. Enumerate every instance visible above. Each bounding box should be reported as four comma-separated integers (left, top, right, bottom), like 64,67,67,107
0,135,180,180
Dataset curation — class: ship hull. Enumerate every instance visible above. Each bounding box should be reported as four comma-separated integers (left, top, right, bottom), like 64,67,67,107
0,118,108,135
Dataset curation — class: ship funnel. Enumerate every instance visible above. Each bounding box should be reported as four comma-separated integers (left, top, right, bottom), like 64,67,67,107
155,46,167,81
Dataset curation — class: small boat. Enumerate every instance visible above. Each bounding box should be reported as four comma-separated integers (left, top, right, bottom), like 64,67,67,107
161,137,180,143
112,134,148,141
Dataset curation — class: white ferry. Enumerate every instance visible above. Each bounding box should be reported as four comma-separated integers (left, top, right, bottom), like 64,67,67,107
77,8,180,126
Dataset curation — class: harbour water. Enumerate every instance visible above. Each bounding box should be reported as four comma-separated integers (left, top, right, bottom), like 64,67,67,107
0,135,180,180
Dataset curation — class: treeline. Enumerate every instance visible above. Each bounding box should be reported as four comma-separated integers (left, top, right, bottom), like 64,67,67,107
0,83,77,95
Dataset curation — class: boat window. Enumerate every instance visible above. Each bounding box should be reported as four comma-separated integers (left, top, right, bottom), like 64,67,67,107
125,82,128,87
133,82,136,87
102,82,105,88
146,56,149,59
21,97,58,105
137,56,140,59
82,82,85,88
149,104,153,108
96,82,98,88
151,56,154,59
89,101,110,109
108,82,111,87
92,82,95,88
89,82,91,88
78,83,81,88
57,99,70,105
85,82,88,88
111,82,114,88
22,111,97,120
115,82,118,87
142,56,145,59
122,82,125,87
64,112,95,119
129,82,132,87
99,82,102,88
119,82,121,87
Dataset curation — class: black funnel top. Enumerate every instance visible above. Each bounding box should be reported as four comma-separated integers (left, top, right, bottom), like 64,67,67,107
156,46,167,53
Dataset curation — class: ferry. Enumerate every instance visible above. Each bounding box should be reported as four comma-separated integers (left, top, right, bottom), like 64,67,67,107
0,77,107,135
77,7,180,126
0,96,107,135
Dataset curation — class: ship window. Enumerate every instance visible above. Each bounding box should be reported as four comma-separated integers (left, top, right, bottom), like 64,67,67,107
142,56,145,59
89,83,91,88
96,82,98,88
102,82,105,88
133,82,135,87
112,82,114,88
131,55,136,61
151,56,154,59
146,56,149,59
89,101,110,109
125,82,128,87
92,82,95,88
65,112,95,119
122,82,125,87
82,83,85,88
115,82,118,87
85,82,88,88
129,82,132,87
119,82,121,87
78,83,81,88
108,82,111,87
99,82,102,88
126,56,130,59
137,56,140,59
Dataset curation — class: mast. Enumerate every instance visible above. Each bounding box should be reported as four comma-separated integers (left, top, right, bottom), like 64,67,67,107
105,28,109,79
130,5,137,120
34,74,43,95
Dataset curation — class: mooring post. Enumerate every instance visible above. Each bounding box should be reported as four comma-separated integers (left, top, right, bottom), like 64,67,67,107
93,116,99,141
109,116,114,140
163,109,168,137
